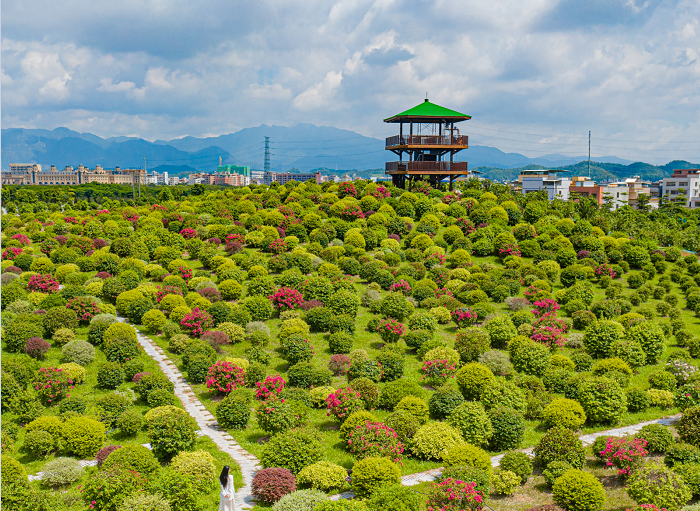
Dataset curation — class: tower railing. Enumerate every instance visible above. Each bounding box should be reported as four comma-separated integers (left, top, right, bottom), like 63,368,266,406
385,161,469,173
385,135,468,147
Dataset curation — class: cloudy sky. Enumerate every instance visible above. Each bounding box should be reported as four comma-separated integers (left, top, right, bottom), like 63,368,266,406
2,0,700,163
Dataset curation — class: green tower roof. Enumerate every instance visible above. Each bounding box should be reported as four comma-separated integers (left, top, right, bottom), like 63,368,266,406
384,99,471,123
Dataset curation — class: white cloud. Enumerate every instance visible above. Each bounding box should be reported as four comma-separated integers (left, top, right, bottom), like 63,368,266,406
246,83,293,100
145,67,173,90
21,51,72,99
293,71,343,110
98,78,146,99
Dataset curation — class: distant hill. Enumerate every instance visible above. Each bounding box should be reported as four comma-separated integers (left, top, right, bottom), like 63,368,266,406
2,125,691,180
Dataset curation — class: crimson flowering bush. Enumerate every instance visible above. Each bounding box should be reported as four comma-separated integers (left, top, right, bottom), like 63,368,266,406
269,287,304,312
226,233,245,244
172,266,193,281
600,437,648,477
340,204,364,221
454,217,477,235
122,211,139,221
626,506,668,511
206,361,246,394
338,182,358,198
328,354,351,376
421,359,457,386
376,318,406,343
180,307,214,337
532,299,561,317
427,478,484,511
451,308,479,328
425,253,447,268
256,375,286,401
180,228,198,239
499,243,522,258
156,285,184,302
370,186,391,199
11,233,31,246
40,238,59,255
67,297,102,323
2,247,23,260
28,274,60,293
531,314,568,349
268,238,287,254
389,280,412,295
347,421,404,462
54,235,68,244
33,367,74,405
524,285,549,301
435,288,454,299
326,386,363,421
596,263,618,279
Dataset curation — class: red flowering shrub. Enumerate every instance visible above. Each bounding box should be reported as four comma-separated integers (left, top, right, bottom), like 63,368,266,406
269,287,304,312
347,421,404,462
5,266,22,274
172,266,193,281
435,288,454,299
421,359,457,386
340,204,364,221
94,445,122,466
256,375,286,401
338,182,358,198
132,372,150,383
40,238,59,255
451,308,479,328
252,467,296,504
626,506,668,511
427,478,484,511
376,318,405,343
67,297,102,323
226,233,245,245
326,387,363,421
596,263,617,279
179,228,198,239
198,287,222,302
329,354,351,376
156,285,184,302
28,274,60,293
268,238,287,254
532,299,561,317
600,437,648,476
499,243,522,258
33,367,74,405
11,234,31,246
2,247,23,260
206,237,222,245
390,280,412,295
206,361,246,394
24,337,50,359
454,217,477,235
180,307,213,336
531,314,568,349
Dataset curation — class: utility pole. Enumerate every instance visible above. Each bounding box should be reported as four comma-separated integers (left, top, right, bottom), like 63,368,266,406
264,137,271,173
588,131,591,176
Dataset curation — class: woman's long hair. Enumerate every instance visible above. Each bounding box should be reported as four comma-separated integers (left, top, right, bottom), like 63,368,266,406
220,465,230,488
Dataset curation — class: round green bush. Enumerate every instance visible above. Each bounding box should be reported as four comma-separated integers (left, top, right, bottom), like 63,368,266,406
379,379,423,410
351,457,401,498
543,460,573,487
297,461,347,492
429,386,465,419
626,387,651,412
394,395,429,424
347,360,383,383
636,423,674,453
142,309,167,334
542,398,586,430
63,416,106,458
1,455,28,486
62,339,96,366
577,376,626,423
23,429,55,459
171,449,217,493
627,322,666,364
117,493,171,511
103,332,140,363
216,394,251,430
673,463,700,498
146,406,198,460
454,328,491,363
509,336,551,376
678,406,700,448
488,407,525,451
649,370,677,391
103,444,160,475
484,315,517,348
491,468,521,496
534,427,586,469
446,402,493,447
366,484,421,511
583,320,625,359
4,318,44,353
328,332,353,354
261,429,322,474
499,451,533,484
481,378,527,414
412,422,464,460
43,306,79,337
41,456,83,487
384,409,420,445
116,409,145,436
456,362,495,401
552,469,606,511
442,442,492,472
97,361,125,389
273,489,327,511
349,377,380,410
627,462,691,511
340,410,377,442
666,443,700,467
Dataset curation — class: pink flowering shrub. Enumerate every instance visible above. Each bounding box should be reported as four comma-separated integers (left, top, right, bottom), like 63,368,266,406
256,375,286,401
596,263,618,279
626,506,668,511
206,361,246,394
179,228,198,239
326,387,363,421
28,274,60,293
328,354,351,376
33,367,74,405
499,243,522,258
427,478,484,511
226,233,246,245
338,182,358,198
347,421,404,462
2,247,23,260
425,253,446,268
435,288,454,299
376,318,405,343
180,307,214,337
530,314,568,350
67,297,102,323
389,280,412,295
600,437,648,477
454,217,477,235
172,266,193,281
451,308,479,328
340,204,364,221
156,285,184,302
11,234,31,246
421,359,457,386
269,287,304,312
532,299,561,317
268,238,287,254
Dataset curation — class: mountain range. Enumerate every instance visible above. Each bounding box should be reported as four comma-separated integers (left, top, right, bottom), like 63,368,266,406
1,125,696,182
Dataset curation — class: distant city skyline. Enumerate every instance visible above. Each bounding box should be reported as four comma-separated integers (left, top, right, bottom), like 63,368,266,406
3,0,700,164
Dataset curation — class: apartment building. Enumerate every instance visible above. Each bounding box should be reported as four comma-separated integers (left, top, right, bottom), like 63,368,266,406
519,170,571,201
662,169,700,208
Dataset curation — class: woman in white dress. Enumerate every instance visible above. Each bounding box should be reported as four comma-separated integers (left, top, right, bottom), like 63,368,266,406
218,465,237,511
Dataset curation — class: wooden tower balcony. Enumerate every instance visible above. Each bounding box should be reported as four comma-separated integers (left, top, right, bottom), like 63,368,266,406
385,135,468,150
385,161,469,175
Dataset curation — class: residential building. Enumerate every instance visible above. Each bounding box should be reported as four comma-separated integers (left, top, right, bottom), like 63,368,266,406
9,163,41,173
519,169,571,200
569,176,656,210
662,169,700,208
168,176,181,186
2,164,145,186
273,171,321,185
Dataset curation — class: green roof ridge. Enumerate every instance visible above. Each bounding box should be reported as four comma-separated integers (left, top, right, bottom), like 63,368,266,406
384,100,471,121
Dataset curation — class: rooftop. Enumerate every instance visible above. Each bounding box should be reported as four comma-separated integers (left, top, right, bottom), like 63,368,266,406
384,99,471,123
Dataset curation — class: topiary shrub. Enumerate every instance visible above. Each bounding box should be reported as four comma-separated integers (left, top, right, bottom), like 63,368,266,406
627,462,691,511
446,401,493,447
412,422,465,460
61,339,96,366
488,407,526,451
103,444,160,475
500,451,533,484
626,387,651,412
678,406,700,448
429,386,465,419
171,449,217,493
384,409,420,446
636,424,674,453
23,429,55,459
97,361,125,389
252,467,297,504
297,461,347,492
1,455,28,486
484,315,517,349
456,362,495,401
394,395,429,424
577,376,626,423
442,442,492,473
542,398,586,430
261,429,322,474
379,378,423,410
543,460,573,487
509,336,550,376
116,408,145,436
117,493,171,511
454,327,491,363
552,469,606,511
43,306,79,337
81,467,146,511
440,464,491,498
666,443,700,467
215,393,250,430
351,456,401,498
41,456,83,487
146,406,198,460
583,320,625,359
627,322,666,364
63,416,106,458
273,489,327,511
491,469,521,496
534,427,586,469
481,378,527,413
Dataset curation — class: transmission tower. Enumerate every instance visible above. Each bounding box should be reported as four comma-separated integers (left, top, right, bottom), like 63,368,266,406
264,137,271,172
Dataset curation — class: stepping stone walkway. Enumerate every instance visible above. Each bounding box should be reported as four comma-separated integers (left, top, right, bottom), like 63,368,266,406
331,413,682,501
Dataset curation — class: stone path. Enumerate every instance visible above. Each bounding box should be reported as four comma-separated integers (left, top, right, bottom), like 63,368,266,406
331,413,682,501
124,318,262,509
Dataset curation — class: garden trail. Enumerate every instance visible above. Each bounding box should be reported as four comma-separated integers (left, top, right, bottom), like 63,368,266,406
331,413,682,501
119,316,262,509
